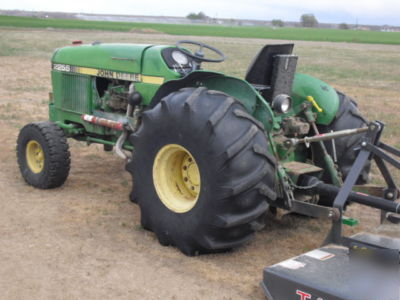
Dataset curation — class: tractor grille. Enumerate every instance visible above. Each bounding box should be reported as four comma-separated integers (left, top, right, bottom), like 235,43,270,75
61,73,91,113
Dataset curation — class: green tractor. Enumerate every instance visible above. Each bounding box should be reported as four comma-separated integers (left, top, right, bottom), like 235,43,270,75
17,40,399,261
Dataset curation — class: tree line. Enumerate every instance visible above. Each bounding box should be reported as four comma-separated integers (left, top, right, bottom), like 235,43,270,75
187,12,350,29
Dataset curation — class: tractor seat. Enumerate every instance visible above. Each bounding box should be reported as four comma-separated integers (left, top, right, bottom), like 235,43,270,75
245,44,296,100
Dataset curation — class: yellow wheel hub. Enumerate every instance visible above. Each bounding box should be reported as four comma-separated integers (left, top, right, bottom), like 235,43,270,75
26,140,45,173
153,144,201,213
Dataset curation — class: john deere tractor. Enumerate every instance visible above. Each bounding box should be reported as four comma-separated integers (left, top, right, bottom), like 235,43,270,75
17,40,400,262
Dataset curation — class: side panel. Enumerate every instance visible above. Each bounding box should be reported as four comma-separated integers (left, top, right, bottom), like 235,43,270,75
50,70,106,135
291,73,339,125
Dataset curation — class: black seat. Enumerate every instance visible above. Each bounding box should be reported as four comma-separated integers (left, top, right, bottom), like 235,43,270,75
245,44,296,100
245,44,294,86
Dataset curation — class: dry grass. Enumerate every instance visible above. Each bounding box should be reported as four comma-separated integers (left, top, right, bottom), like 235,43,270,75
0,27,399,299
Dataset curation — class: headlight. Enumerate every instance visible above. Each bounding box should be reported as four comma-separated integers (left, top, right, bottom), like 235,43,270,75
171,50,189,65
272,94,292,114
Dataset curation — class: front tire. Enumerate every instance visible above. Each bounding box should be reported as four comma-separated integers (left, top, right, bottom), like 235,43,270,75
17,121,70,189
126,87,277,255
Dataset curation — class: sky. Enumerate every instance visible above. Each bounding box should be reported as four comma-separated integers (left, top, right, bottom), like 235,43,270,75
2,0,400,26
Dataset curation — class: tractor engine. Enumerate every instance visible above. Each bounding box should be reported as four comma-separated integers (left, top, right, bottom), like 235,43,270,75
281,116,310,137
96,78,130,113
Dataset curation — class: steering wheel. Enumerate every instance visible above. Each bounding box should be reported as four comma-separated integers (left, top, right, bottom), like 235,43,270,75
176,40,226,63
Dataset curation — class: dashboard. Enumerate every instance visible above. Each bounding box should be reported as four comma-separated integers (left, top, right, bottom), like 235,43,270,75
161,47,195,75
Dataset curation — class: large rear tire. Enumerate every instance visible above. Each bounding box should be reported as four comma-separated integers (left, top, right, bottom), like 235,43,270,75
126,87,277,255
316,91,370,184
17,121,70,189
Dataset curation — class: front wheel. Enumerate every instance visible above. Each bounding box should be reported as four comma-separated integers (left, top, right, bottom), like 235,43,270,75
126,87,277,255
17,121,70,189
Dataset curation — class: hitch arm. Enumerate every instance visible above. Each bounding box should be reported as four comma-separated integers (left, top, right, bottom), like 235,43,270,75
303,177,400,215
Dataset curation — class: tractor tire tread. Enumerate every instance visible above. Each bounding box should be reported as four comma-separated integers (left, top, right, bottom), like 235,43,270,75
233,109,265,130
224,124,258,160
214,201,269,228
17,121,70,189
127,87,276,255
253,144,276,166
259,184,278,201
208,97,235,127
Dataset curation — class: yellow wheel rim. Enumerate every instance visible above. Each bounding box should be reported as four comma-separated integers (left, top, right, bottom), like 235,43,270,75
153,144,201,213
26,140,45,173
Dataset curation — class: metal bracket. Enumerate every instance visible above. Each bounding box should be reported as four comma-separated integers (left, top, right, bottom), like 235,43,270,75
291,200,339,219
324,121,400,252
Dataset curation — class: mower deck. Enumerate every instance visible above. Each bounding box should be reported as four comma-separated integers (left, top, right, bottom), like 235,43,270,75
262,233,400,300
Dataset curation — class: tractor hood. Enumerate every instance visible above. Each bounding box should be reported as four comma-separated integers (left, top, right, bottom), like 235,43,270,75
52,43,153,74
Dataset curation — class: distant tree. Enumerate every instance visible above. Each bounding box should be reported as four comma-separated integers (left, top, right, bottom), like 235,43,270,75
186,12,208,20
339,23,349,30
272,19,284,27
300,14,318,27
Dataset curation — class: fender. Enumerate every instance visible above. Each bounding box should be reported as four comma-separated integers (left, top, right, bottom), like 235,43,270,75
291,73,339,125
150,70,277,132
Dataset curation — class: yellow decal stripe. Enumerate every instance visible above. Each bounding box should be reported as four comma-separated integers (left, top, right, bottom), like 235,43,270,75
141,75,165,85
52,63,163,84
75,67,98,76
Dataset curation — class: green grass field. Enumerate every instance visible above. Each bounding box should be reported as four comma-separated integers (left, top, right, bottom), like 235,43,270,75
1,15,400,45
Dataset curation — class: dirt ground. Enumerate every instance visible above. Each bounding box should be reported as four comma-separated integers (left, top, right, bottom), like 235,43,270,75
0,28,399,299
